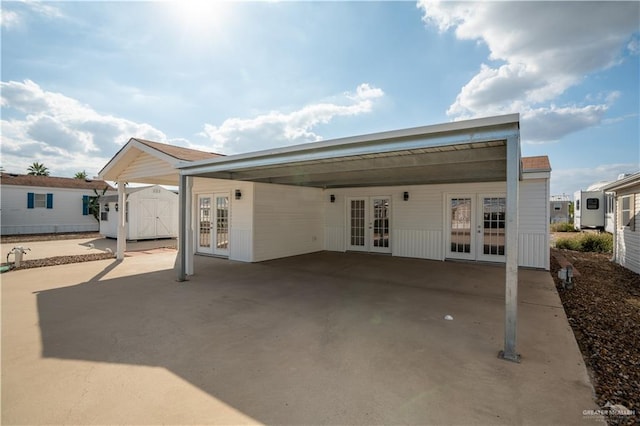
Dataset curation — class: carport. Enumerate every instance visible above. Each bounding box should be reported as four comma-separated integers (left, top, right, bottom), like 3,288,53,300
174,114,522,362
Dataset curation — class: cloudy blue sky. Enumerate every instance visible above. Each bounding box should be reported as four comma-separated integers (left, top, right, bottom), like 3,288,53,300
1,1,638,195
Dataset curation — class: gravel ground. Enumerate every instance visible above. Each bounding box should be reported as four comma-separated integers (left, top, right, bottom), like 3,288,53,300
1,232,102,244
551,248,640,425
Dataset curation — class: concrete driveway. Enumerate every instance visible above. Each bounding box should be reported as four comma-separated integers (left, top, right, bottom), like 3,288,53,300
1,251,599,425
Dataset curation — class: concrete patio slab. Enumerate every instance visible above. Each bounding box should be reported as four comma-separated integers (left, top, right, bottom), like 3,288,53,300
1,251,600,425
1,236,176,261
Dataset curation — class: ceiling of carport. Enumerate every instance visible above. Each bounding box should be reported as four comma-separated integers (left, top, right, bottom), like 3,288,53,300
188,141,507,188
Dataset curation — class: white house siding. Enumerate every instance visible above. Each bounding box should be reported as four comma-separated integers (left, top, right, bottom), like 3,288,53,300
1,185,107,235
252,183,324,262
616,191,640,274
518,178,550,270
323,180,549,269
192,178,255,262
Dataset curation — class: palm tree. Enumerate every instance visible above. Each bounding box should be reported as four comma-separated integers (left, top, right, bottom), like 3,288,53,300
27,162,50,176
74,170,88,179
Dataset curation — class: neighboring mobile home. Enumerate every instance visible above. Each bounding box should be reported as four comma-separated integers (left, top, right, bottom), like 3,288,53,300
0,173,114,235
550,195,571,224
99,185,179,240
574,190,605,230
602,172,640,274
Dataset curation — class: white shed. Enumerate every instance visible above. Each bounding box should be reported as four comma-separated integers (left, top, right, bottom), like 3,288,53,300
99,185,178,240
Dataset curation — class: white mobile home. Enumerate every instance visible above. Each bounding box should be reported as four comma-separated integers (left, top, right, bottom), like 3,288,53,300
574,190,605,230
550,195,571,224
0,173,114,235
100,116,550,270
602,172,640,274
99,185,178,240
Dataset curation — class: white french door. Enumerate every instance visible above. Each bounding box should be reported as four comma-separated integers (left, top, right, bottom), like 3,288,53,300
347,196,391,253
197,193,229,256
446,194,506,262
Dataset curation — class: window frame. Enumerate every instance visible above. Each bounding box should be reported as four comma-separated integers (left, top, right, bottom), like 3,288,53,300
620,195,635,230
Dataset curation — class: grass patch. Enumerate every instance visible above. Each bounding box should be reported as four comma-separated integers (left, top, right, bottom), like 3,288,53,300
550,222,577,232
555,232,613,253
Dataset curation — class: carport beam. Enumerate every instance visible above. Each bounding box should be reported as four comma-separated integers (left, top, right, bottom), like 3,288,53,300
500,134,520,362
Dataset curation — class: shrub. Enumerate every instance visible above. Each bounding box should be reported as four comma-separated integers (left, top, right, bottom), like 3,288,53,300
550,222,577,232
555,233,613,253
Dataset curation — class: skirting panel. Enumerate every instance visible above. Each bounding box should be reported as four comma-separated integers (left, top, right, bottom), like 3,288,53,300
230,228,253,262
324,227,345,252
393,229,443,260
518,232,548,269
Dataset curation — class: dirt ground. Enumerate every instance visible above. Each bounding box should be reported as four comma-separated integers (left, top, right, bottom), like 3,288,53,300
551,248,640,425
1,232,102,244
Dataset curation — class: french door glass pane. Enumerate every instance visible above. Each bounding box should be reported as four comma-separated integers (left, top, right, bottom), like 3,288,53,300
199,197,211,248
350,200,365,246
372,198,389,248
216,196,229,249
483,197,505,255
450,198,471,253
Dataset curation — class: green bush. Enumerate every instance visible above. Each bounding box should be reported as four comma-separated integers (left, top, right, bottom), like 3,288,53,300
555,233,613,253
550,222,577,232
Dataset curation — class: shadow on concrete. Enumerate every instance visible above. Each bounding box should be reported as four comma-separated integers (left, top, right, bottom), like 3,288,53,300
79,237,177,253
34,252,589,424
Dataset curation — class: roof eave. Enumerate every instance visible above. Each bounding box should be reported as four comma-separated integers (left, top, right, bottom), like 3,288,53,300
178,114,520,176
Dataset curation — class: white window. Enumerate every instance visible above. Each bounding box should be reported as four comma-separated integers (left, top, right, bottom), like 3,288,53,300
586,198,599,210
34,193,46,208
621,196,635,230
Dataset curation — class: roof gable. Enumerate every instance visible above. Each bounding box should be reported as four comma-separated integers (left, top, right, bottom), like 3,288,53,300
0,173,114,191
522,156,551,172
99,138,222,184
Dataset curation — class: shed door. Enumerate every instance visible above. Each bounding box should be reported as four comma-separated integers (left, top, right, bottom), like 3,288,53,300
139,199,157,238
156,198,174,237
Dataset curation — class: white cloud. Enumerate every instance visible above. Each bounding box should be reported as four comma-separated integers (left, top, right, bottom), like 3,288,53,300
0,9,20,28
200,83,385,154
0,80,167,176
551,163,638,197
417,1,639,142
0,1,63,29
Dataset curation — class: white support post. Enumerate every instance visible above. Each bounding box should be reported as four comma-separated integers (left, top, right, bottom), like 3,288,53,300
500,134,521,362
185,176,194,275
177,173,187,281
116,181,126,260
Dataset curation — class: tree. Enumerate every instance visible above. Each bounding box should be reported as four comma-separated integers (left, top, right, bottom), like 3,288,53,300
27,162,50,176
84,186,109,222
74,170,88,179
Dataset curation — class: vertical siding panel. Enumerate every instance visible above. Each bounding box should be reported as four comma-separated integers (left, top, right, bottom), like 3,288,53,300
253,183,323,262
